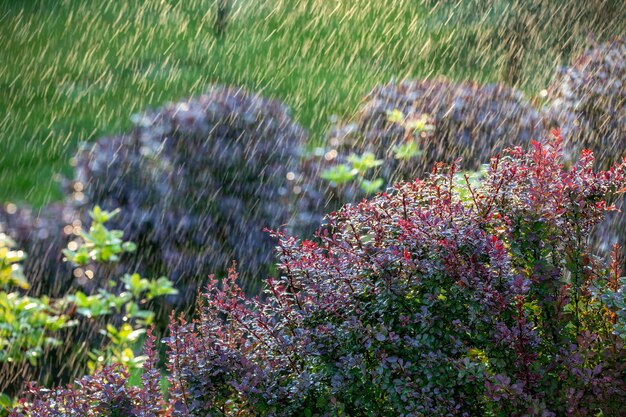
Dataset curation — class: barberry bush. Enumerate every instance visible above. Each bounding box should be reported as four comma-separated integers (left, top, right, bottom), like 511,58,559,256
15,133,626,416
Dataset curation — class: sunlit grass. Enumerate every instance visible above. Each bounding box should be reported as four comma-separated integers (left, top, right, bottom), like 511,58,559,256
0,0,623,205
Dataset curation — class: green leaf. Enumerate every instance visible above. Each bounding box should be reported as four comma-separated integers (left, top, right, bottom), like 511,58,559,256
0,392,14,411
347,152,383,174
89,206,120,224
146,276,178,299
405,114,435,133
359,178,384,195
393,141,422,160
320,164,357,185
122,241,137,253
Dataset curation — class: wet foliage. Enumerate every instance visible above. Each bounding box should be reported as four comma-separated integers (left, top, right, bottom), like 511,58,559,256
543,37,626,271
546,37,625,167
0,208,176,412
0,204,74,298
295,38,626,266
162,135,626,416
10,328,166,417
70,86,306,294
1,1,625,414
14,136,626,416
294,78,543,228
328,78,542,172
0,233,70,403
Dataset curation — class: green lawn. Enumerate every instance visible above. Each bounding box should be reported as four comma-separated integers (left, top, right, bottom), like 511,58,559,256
0,0,623,206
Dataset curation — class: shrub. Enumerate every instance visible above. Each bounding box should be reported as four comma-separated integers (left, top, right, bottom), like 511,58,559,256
162,133,626,416
15,134,626,416
0,207,175,412
0,232,73,410
71,86,307,295
292,78,544,236
62,206,177,373
327,77,542,175
545,37,625,169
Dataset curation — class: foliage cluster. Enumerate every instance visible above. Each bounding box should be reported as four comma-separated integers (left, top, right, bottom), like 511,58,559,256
15,136,626,416
326,77,542,175
320,112,434,195
291,78,542,237
62,207,177,373
10,328,165,417
320,152,385,195
0,232,72,413
0,234,68,365
0,208,176,413
546,36,625,168
70,86,307,294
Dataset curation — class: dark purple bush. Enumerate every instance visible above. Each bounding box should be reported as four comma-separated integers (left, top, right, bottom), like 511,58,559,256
328,77,542,173
70,86,307,294
292,78,545,237
545,37,625,169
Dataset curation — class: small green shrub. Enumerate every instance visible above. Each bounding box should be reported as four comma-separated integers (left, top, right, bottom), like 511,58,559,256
0,234,70,416
319,111,434,197
0,234,69,366
0,207,176,413
62,207,177,373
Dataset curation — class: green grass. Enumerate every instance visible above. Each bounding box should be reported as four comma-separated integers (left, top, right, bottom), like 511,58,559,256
0,0,624,206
